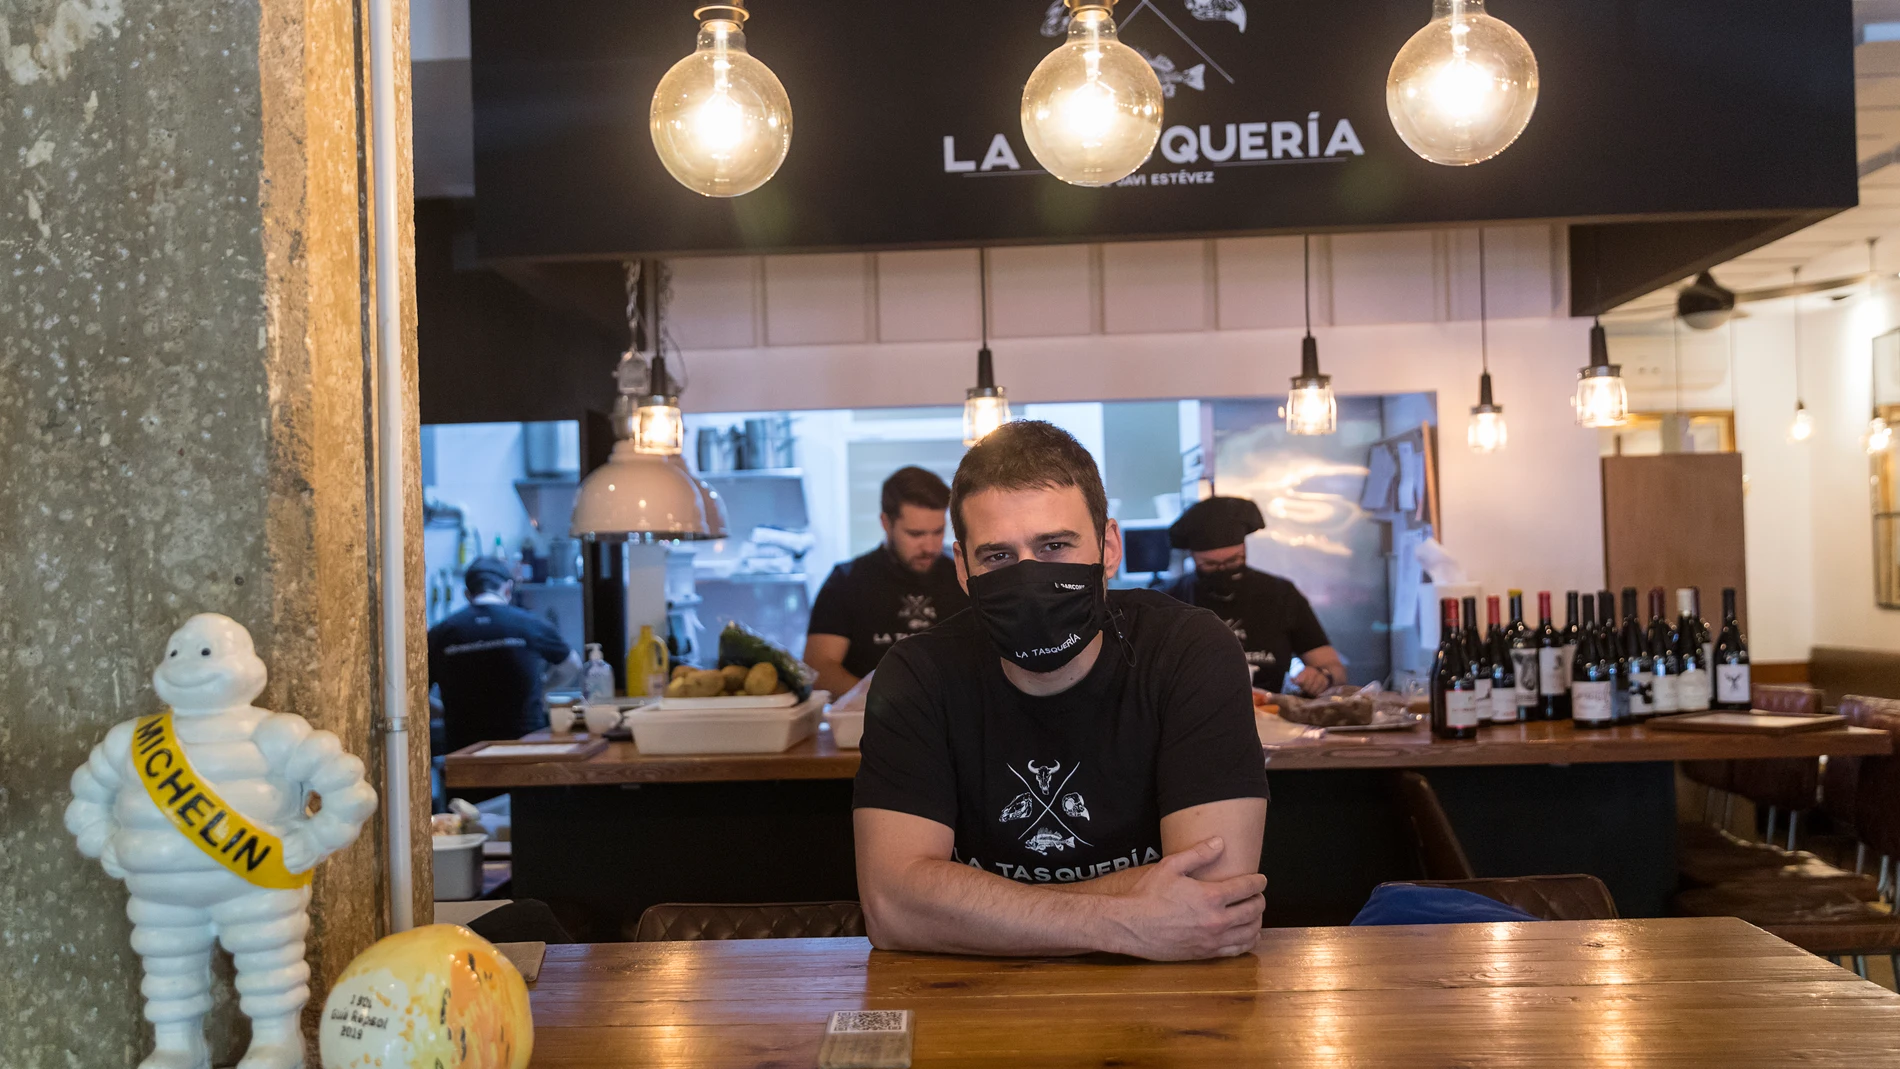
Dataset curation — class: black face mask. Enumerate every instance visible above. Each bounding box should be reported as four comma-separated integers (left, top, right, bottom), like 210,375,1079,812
1197,566,1244,599
964,559,1107,674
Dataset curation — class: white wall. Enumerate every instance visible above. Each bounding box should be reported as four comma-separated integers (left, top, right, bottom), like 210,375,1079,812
666,228,1604,603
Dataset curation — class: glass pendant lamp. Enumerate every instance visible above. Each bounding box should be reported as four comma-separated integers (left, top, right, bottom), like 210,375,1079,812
964,249,1012,445
1287,236,1337,436
1467,232,1507,453
1574,319,1628,428
1021,0,1163,186
1387,0,1538,166
650,1,792,197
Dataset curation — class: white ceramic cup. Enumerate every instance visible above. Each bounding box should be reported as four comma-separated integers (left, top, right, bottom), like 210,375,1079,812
583,704,622,736
548,704,577,734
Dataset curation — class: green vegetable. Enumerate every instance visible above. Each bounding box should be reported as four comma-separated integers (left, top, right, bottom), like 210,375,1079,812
717,623,814,701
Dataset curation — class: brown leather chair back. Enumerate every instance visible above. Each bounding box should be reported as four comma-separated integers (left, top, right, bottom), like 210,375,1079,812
630,901,866,942
1406,874,1619,921
1844,696,1900,859
1390,771,1476,880
1751,684,1824,715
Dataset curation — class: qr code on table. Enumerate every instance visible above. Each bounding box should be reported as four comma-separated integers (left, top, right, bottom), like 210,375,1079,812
828,1010,909,1034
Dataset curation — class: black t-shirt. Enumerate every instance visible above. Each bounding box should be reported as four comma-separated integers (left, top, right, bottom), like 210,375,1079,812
1162,569,1331,692
807,547,970,679
427,601,573,754
853,589,1268,884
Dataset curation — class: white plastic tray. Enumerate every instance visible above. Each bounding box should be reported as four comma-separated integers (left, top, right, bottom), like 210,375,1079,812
825,709,864,749
657,691,800,711
628,693,828,754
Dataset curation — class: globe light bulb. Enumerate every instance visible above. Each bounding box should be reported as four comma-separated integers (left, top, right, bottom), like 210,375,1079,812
1789,403,1813,443
964,390,1012,446
1868,413,1893,456
1021,2,1164,187
650,4,792,198
1285,337,1337,436
1387,0,1538,166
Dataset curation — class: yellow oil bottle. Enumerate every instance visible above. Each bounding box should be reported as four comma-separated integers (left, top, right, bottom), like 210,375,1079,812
627,624,671,697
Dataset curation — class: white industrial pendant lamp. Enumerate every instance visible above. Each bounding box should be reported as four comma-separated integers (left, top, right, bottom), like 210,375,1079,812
964,249,1012,446
1387,0,1538,166
1573,318,1629,428
1021,0,1163,187
1467,232,1507,453
1789,268,1813,443
650,1,792,198
1287,236,1338,436
572,262,727,540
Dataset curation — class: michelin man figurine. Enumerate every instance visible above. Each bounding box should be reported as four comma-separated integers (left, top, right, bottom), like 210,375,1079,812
65,613,378,1069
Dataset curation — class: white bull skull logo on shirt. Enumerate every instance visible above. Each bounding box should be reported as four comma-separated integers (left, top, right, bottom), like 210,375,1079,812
1028,760,1061,794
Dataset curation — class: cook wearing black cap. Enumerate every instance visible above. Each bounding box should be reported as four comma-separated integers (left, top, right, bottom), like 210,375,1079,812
1162,496,1345,696
427,558,580,757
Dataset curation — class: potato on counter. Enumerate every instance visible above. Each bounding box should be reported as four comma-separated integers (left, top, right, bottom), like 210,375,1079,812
721,664,750,692
743,661,779,696
671,664,695,682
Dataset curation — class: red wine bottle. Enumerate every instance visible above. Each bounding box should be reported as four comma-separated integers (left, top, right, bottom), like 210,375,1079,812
1485,595,1518,724
1619,587,1651,722
1534,591,1570,720
1460,596,1492,712
1713,587,1752,709
1431,598,1480,740
1571,597,1615,728
1507,590,1537,719
1646,587,1681,715
1676,588,1710,712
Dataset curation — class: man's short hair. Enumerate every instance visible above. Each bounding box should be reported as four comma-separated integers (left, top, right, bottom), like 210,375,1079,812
949,421,1108,544
881,465,952,519
464,559,513,597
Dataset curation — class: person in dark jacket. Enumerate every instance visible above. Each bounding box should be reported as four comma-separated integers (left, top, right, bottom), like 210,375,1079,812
428,558,579,756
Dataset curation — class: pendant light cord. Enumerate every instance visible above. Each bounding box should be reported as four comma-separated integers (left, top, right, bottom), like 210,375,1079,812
1303,234,1313,338
1478,231,1490,375
980,247,990,350
1792,266,1803,402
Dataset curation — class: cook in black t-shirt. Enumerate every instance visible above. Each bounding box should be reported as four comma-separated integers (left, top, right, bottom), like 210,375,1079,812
857,589,1269,884
1162,495,1346,695
806,466,968,695
427,561,576,756
852,420,1270,961
806,547,968,681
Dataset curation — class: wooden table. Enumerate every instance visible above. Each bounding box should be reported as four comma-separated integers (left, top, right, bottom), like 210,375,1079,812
444,720,1889,789
444,730,859,790
525,918,1900,1066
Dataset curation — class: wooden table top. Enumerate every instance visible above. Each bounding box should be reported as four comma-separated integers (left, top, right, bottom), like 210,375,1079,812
1260,718,1893,771
523,917,1900,1067
444,728,861,789
445,719,1889,789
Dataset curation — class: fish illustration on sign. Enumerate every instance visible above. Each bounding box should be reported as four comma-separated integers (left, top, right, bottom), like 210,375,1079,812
1184,0,1247,32
1000,792,1035,822
1137,50,1206,99
1041,0,1069,36
1060,792,1091,821
1024,827,1077,855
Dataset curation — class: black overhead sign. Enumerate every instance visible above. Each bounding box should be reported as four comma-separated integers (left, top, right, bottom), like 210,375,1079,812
470,0,1857,261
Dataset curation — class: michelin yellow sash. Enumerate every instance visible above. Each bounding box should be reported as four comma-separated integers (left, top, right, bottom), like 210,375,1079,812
132,712,311,890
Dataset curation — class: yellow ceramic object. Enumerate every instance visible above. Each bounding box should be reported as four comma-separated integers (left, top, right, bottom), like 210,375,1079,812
318,923,532,1069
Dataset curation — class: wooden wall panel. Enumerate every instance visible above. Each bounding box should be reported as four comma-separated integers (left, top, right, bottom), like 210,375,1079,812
1101,239,1211,335
668,255,759,350
987,244,1095,338
1602,453,1748,631
876,249,979,343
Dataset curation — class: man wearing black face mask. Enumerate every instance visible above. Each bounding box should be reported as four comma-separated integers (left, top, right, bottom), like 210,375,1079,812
853,421,1270,961
1162,496,1344,696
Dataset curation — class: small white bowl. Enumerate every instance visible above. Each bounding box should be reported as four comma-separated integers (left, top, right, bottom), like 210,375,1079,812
583,704,623,736
548,704,577,734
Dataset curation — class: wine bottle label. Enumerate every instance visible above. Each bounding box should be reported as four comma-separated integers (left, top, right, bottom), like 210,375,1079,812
1490,688,1519,723
1715,664,1751,704
1511,651,1539,704
1472,677,1492,703
1611,678,1631,721
1537,649,1566,696
1558,644,1577,682
1573,680,1615,722
1678,669,1711,711
1651,673,1680,713
1631,671,1656,714
1446,690,1480,728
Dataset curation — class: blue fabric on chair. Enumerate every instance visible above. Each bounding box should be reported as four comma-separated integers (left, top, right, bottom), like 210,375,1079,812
1350,883,1544,926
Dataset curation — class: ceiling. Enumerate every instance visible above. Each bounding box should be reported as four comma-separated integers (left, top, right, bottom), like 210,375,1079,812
1614,2,1900,315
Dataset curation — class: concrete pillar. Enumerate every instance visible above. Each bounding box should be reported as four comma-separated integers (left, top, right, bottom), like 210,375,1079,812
0,1,430,1064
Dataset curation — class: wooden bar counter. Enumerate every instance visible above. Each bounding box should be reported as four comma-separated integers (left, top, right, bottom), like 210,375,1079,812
444,720,1889,789
525,918,1900,1067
